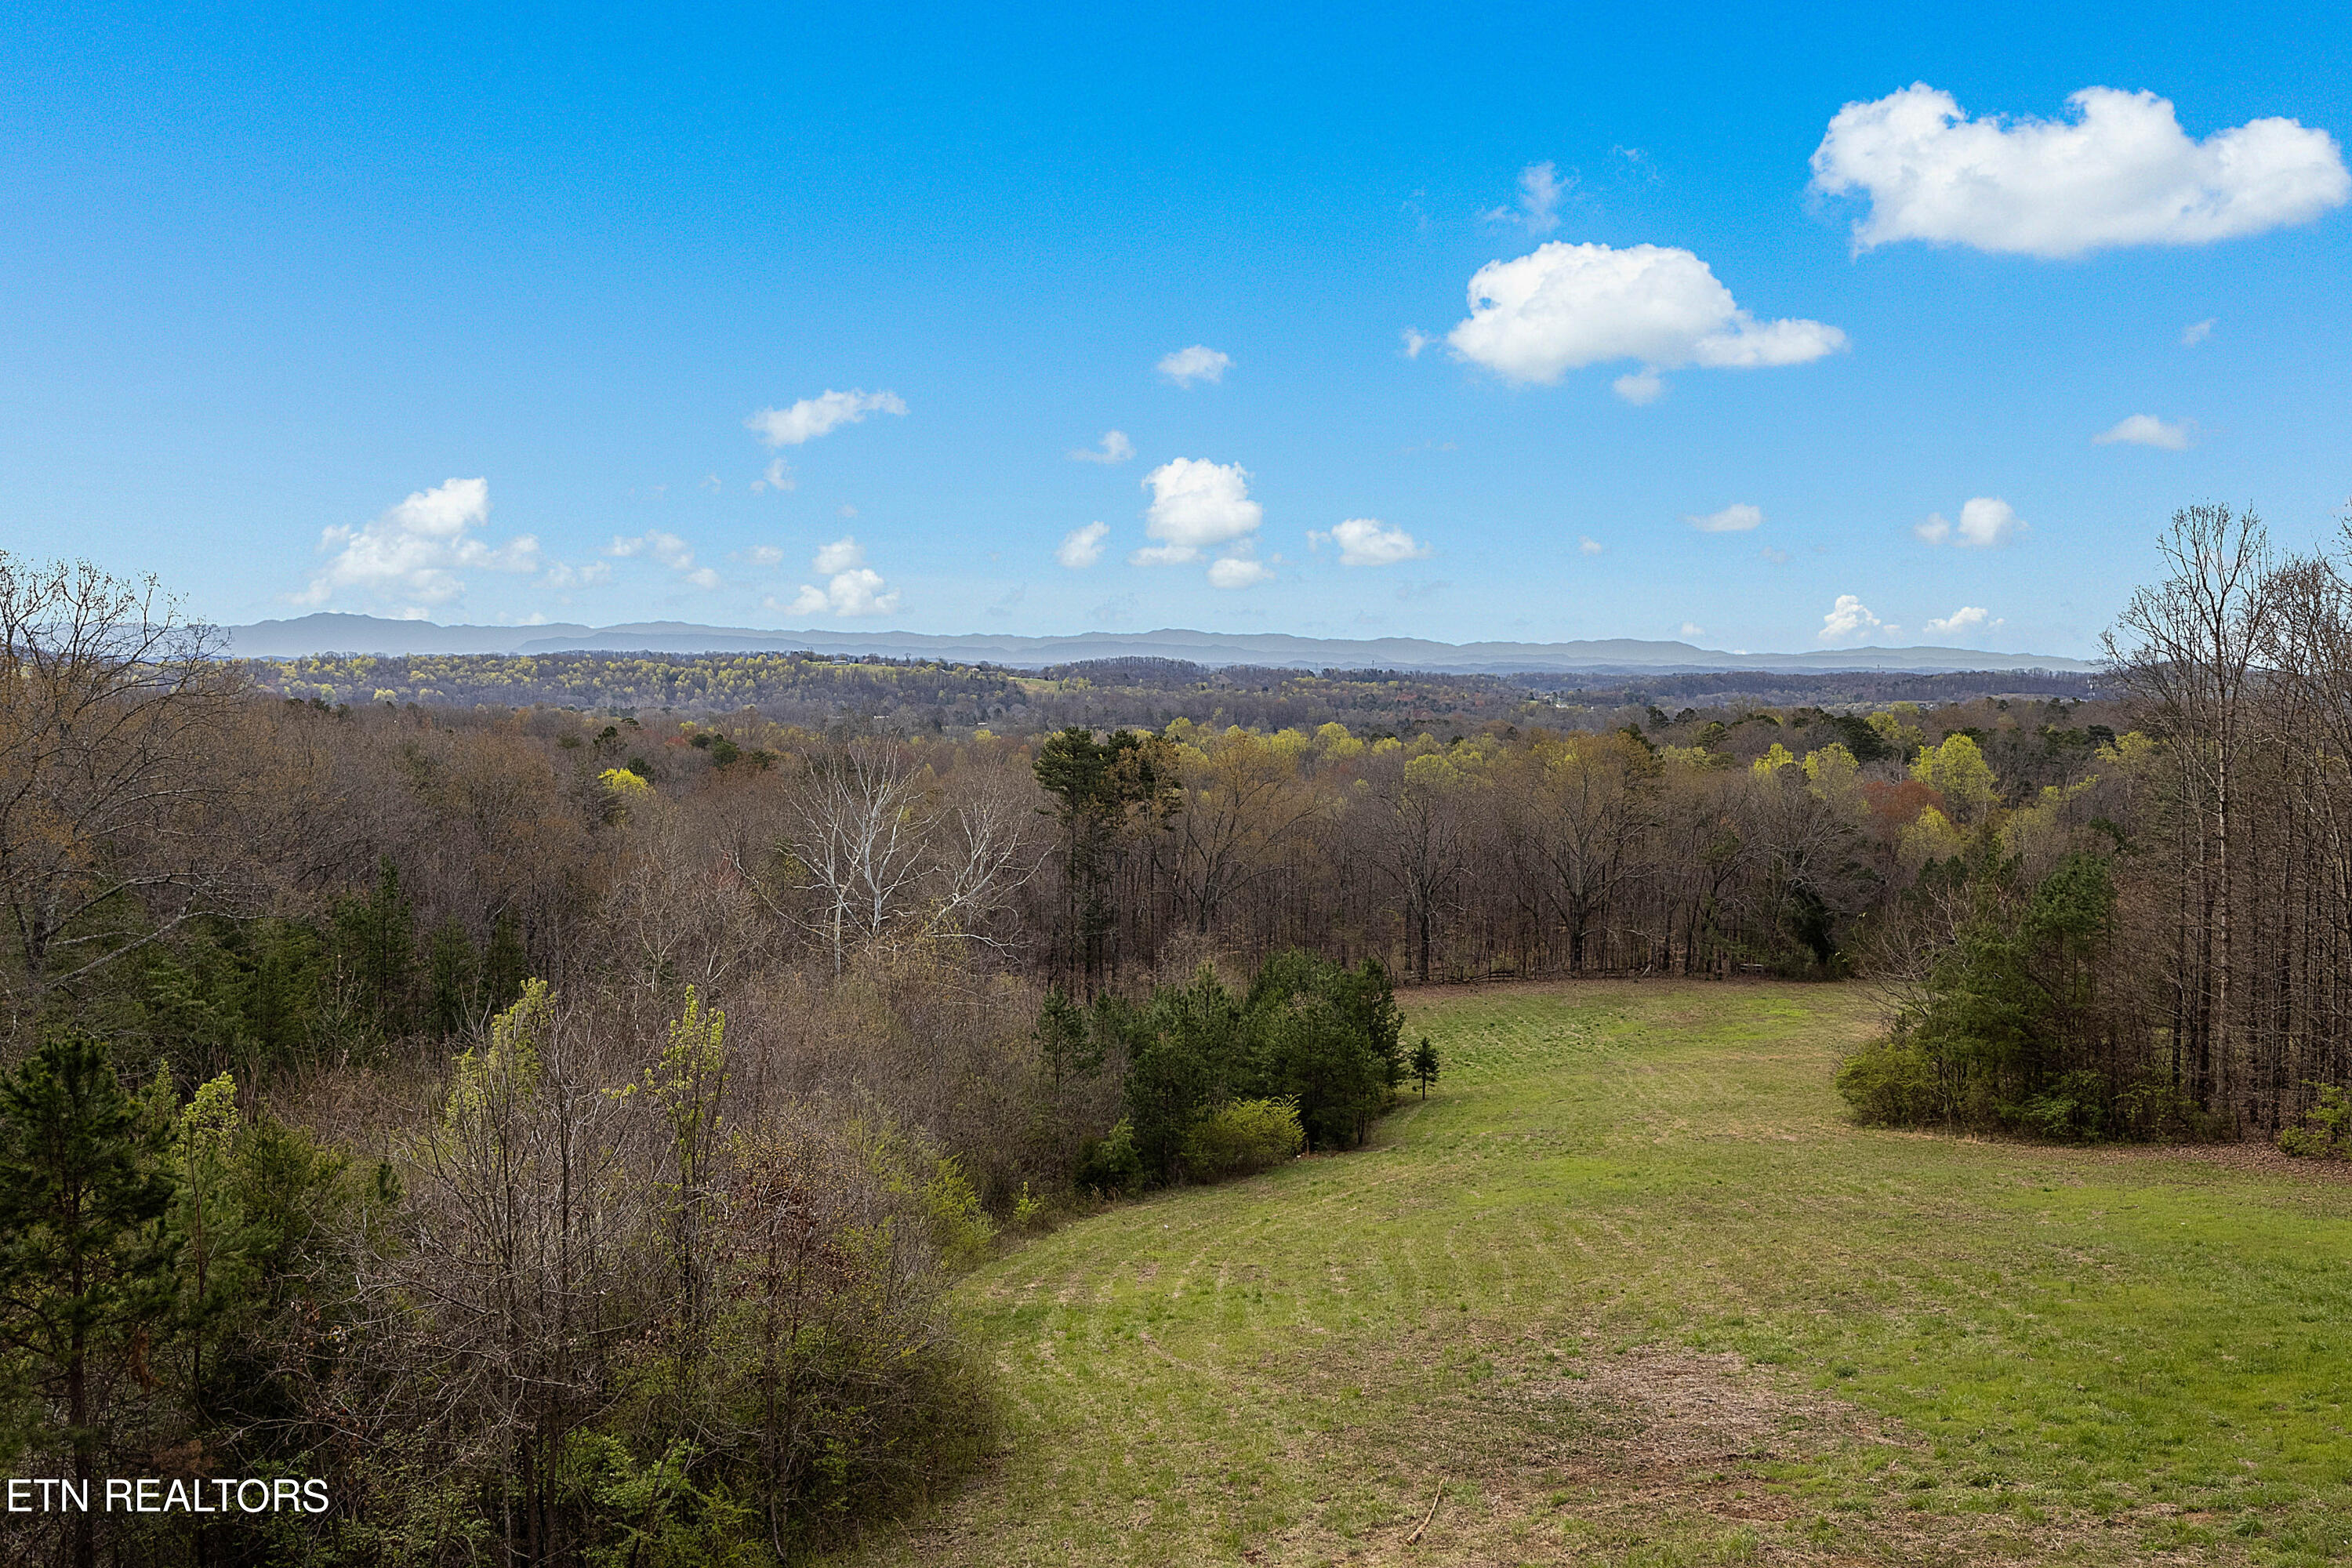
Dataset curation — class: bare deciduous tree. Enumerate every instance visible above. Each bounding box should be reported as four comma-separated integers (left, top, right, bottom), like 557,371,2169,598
0,555,241,1032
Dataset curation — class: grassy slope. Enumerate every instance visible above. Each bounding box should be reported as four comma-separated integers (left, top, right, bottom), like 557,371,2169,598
835,982,2352,1566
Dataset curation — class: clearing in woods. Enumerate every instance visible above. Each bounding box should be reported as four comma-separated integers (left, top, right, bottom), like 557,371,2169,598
829,980,2352,1566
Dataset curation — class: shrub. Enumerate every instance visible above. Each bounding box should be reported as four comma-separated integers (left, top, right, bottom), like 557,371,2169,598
1074,1118,1143,1195
2279,1085,2352,1159
696,1103,994,1552
1180,1098,1304,1181
2001,1069,2112,1142
1835,1040,1944,1126
920,1155,999,1269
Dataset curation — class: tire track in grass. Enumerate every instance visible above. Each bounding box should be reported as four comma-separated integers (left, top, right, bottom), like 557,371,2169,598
833,981,2330,1567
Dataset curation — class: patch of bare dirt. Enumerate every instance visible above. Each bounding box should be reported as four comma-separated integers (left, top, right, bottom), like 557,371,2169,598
1505,1348,1901,1475
1244,1345,2249,1567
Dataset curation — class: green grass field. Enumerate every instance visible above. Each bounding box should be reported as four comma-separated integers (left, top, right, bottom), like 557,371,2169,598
832,981,2352,1567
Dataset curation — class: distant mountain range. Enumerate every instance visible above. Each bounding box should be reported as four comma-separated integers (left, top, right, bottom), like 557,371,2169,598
221,612,2098,676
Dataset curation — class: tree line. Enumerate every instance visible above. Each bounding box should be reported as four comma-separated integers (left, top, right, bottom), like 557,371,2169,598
0,512,2344,1560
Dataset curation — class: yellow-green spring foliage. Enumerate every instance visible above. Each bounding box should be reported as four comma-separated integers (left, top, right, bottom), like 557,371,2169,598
1180,1098,1305,1181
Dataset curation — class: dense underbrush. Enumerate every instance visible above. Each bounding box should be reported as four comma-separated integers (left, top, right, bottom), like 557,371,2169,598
1838,849,2221,1144
0,942,1414,1565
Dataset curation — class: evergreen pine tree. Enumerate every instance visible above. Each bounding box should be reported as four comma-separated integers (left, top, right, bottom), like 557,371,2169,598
1411,1037,1439,1098
0,1033,176,1568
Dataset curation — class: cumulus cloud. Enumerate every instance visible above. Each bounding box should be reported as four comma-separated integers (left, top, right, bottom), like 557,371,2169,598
779,569,898,618
1207,554,1276,590
745,389,908,447
734,544,786,568
1446,241,1846,390
1133,458,1262,565
1679,622,1705,638
541,561,611,590
1156,345,1232,387
1818,594,1885,643
610,530,696,569
1915,497,2022,548
296,477,546,612
813,536,865,574
1069,430,1135,464
1579,536,1604,556
772,539,898,616
612,530,722,590
751,458,795,494
1612,368,1665,405
1401,328,1433,359
2182,318,2216,346
2094,414,2194,449
1809,84,2350,258
1057,521,1109,568
1483,161,1568,233
772,543,893,617
1688,503,1764,533
1923,605,2001,636
1309,517,1432,566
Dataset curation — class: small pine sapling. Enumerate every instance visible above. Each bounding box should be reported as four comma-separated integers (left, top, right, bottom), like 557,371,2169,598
1411,1036,1439,1098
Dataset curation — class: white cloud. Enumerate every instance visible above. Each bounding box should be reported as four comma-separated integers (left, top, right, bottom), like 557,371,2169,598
1679,622,1704,638
1914,498,2021,547
1133,458,1262,564
612,530,724,590
1207,556,1275,590
1958,498,2020,546
702,473,722,492
1759,545,1791,564
1923,605,2001,637
541,561,610,590
1688,503,1764,533
2094,413,2194,449
1483,161,1568,233
1809,84,2350,258
1058,521,1109,568
745,389,908,448
1069,430,1135,464
609,530,696,569
1578,536,1603,556
775,539,898,617
2182,318,2216,346
1401,328,1433,359
1156,345,1232,387
1310,517,1431,566
1446,241,1846,390
813,536,866,573
735,544,786,568
1612,368,1665,405
1818,594,1885,643
751,458,795,493
780,568,898,618
297,477,546,612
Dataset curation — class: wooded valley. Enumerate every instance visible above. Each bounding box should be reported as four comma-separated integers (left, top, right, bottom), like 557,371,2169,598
2,502,2349,1564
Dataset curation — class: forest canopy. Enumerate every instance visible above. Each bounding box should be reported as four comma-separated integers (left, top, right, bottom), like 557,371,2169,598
0,506,2341,1562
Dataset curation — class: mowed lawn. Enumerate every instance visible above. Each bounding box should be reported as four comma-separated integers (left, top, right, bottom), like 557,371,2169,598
833,981,2352,1567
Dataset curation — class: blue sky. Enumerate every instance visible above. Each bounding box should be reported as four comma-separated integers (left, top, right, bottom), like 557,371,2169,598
5,1,2350,657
